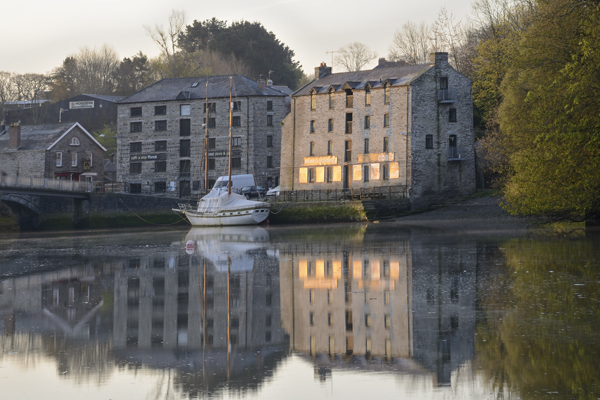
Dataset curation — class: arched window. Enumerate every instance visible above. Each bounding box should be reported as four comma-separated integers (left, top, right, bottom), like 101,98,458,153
328,88,335,109
327,140,332,155
383,83,390,104
365,86,371,106
70,137,80,146
310,91,316,110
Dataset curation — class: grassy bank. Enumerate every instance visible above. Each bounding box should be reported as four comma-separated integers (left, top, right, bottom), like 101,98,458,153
268,202,367,224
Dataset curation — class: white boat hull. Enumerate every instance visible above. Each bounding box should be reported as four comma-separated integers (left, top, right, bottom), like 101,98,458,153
177,206,270,226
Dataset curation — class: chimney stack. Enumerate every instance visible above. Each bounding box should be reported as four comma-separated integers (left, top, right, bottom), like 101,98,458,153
257,77,266,91
429,52,449,65
314,62,332,80
8,122,21,150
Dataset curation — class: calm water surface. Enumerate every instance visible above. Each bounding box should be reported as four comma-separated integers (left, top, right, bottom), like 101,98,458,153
0,224,598,400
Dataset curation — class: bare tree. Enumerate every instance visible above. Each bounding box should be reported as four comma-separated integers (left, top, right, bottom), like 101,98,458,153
11,73,50,124
388,21,431,64
335,42,378,72
145,9,190,78
76,45,120,94
0,72,16,122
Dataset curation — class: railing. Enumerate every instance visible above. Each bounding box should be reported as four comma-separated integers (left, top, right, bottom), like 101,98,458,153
0,175,129,194
438,89,457,103
268,185,408,203
448,147,465,160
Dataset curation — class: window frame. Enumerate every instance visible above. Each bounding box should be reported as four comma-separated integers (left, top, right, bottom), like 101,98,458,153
449,108,457,122
267,115,273,126
130,107,142,117
56,152,63,167
155,161,167,173
266,100,273,111
130,142,142,153
180,104,191,116
154,120,167,131
154,105,167,115
426,134,434,149
383,137,389,152
383,114,390,128
364,115,370,130
130,121,142,132
310,120,315,134
266,135,273,147
155,140,167,152
383,83,390,104
130,162,142,174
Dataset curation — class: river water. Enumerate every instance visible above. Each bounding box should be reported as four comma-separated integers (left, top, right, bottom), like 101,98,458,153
0,224,598,400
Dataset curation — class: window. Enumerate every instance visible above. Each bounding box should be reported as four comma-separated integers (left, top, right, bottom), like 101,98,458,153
345,113,353,134
326,166,333,183
364,138,369,154
232,101,242,111
266,315,272,327
232,116,241,126
328,88,335,109
180,160,190,176
365,314,371,328
71,152,77,167
309,312,314,326
208,138,216,149
384,83,390,104
208,158,215,170
155,161,166,172
449,108,457,122
449,135,457,148
384,314,391,329
364,115,370,130
383,137,389,152
155,120,167,131
130,163,142,174
130,142,142,153
56,152,62,167
232,158,241,169
345,89,353,108
203,118,216,128
180,140,190,157
344,140,352,162
130,183,141,193
180,105,190,116
130,107,142,117
86,151,93,167
267,115,273,126
70,137,80,146
267,156,273,168
267,100,273,111
155,140,167,152
310,92,316,110
327,140,332,155
155,182,166,193
440,77,448,90
233,137,242,147
328,313,333,326
180,119,190,136
382,164,389,180
266,135,273,147
328,119,334,132
204,103,216,113
384,114,390,127
310,120,315,133
363,165,369,182
426,134,434,149
309,141,315,156
308,168,315,183
130,122,142,132
365,87,371,106
155,105,166,115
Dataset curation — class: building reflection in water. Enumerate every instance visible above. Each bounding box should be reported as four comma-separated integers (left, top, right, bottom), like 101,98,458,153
112,226,287,395
279,228,476,387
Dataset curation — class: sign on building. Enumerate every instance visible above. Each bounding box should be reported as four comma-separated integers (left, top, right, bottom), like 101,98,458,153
69,101,95,109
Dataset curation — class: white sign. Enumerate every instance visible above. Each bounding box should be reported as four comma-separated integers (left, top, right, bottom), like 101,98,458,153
185,240,195,255
69,101,94,109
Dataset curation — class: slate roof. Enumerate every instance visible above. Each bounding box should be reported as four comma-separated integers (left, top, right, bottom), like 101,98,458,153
79,94,125,103
294,63,432,97
119,75,289,104
0,122,106,152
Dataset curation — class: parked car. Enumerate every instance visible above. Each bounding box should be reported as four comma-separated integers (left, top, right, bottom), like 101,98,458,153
241,186,267,199
267,185,280,197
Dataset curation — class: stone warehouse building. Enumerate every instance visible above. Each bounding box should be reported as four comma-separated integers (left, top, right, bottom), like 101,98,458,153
280,53,475,206
116,76,289,198
0,122,106,183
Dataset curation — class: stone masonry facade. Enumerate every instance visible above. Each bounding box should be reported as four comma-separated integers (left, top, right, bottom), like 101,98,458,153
280,53,475,207
116,76,289,198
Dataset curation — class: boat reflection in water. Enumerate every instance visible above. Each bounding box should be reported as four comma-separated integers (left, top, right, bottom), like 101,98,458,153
112,226,285,394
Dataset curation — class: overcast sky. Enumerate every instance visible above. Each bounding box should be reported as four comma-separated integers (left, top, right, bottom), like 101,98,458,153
3,0,475,82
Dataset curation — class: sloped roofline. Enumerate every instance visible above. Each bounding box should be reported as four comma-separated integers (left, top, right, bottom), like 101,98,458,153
46,122,107,152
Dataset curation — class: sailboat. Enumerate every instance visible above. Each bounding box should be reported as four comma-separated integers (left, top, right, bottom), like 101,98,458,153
173,77,271,226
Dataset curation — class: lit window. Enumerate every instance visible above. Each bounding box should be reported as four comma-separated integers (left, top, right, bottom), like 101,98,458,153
328,88,335,109
310,91,316,110
365,87,371,106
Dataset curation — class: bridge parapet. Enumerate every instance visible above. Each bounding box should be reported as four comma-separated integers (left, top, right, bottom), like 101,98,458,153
0,175,91,193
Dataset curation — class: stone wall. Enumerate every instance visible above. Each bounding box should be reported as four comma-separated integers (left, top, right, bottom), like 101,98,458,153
48,125,105,182
0,150,46,178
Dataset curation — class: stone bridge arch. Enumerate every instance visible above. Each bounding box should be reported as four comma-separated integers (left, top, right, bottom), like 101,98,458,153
0,194,41,228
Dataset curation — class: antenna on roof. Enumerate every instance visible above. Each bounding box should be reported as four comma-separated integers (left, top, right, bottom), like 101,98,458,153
325,51,337,68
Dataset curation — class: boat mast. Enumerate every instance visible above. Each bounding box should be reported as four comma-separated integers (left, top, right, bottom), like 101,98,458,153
228,76,233,196
204,81,209,193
